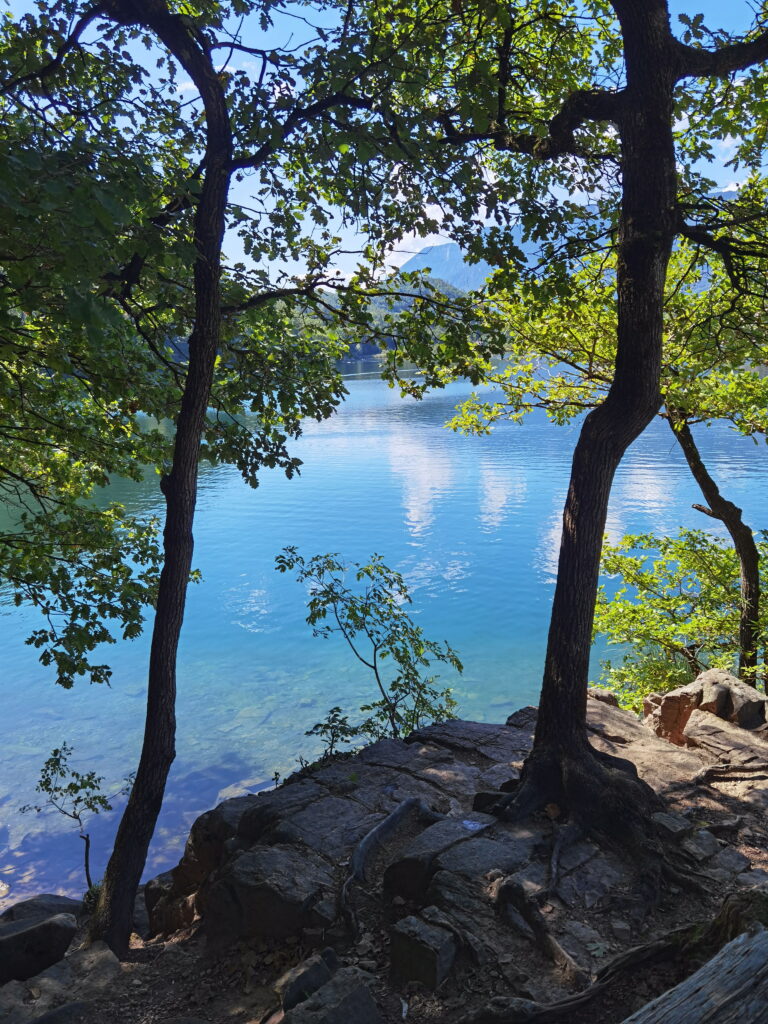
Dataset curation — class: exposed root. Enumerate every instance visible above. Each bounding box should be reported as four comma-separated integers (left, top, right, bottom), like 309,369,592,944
490,741,670,907
548,822,584,896
462,883,768,1023
339,797,444,933
495,877,588,988
693,760,768,785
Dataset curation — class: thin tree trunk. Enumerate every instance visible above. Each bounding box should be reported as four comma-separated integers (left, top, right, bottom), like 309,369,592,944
90,0,232,956
667,410,760,682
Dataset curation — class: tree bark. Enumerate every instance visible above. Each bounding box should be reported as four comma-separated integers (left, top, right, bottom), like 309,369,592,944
89,0,232,956
534,2,676,757
667,411,761,682
507,2,682,847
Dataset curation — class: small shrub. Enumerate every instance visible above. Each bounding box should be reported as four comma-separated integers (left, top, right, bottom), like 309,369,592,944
277,548,461,752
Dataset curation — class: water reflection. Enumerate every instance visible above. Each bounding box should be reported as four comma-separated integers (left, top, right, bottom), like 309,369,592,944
1,375,767,909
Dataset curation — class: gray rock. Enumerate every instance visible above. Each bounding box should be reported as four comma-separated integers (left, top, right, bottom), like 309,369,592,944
132,886,150,940
144,871,174,919
556,854,626,909
275,951,337,1010
651,811,693,839
151,792,267,933
201,844,335,944
0,896,82,923
408,720,533,763
269,796,384,861
237,781,325,843
282,967,383,1024
477,764,522,791
424,871,498,963
681,830,721,862
698,668,768,730
736,868,768,886
505,707,538,731
0,913,77,985
390,914,456,990
587,688,620,707
505,860,549,899
383,813,496,900
710,846,751,875
559,919,607,961
611,919,632,943
435,827,538,879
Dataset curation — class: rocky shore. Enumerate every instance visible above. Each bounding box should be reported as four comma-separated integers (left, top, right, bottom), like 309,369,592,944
3,670,768,1023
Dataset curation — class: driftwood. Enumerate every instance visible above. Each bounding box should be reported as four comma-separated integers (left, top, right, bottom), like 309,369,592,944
620,927,768,1023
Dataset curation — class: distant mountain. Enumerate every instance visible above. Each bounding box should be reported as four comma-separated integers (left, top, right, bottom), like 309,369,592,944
398,243,494,293
399,191,742,293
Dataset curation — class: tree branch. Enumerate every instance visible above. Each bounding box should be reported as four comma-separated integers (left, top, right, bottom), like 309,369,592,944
674,30,768,80
0,4,105,96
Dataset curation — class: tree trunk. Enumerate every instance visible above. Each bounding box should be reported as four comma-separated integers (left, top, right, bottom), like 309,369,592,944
506,3,681,851
89,0,232,957
667,411,761,682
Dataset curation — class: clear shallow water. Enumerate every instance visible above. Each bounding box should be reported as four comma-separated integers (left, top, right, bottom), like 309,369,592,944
2,373,767,906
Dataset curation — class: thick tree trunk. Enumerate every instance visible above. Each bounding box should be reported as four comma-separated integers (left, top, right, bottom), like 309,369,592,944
89,0,232,957
667,411,761,681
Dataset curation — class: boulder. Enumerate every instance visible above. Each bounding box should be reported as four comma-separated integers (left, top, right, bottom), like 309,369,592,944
148,793,264,934
201,845,336,945
274,950,338,1010
683,709,768,764
282,967,383,1024
390,915,456,989
0,913,77,985
383,813,496,901
644,680,704,746
645,670,768,747
699,669,768,730
0,897,81,924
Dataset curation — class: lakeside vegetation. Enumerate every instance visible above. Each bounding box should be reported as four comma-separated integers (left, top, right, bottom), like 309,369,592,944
3,0,768,965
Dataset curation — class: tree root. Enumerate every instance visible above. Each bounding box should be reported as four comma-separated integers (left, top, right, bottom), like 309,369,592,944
547,821,584,896
489,739,716,907
461,888,768,1023
693,760,768,785
339,797,444,933
495,877,588,988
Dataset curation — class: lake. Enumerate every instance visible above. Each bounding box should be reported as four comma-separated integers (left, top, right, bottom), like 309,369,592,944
1,370,767,906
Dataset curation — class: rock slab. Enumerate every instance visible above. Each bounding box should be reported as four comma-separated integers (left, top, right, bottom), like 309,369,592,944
390,915,456,990
282,967,383,1024
0,914,77,985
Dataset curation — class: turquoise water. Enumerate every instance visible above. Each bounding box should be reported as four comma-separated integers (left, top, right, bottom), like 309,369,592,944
2,372,767,906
